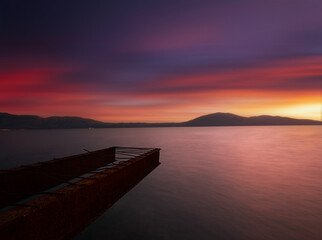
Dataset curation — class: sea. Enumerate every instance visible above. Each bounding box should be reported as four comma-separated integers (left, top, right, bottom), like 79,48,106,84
0,126,321,240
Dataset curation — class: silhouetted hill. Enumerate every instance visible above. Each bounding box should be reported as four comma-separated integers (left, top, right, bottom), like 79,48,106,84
0,112,321,129
0,113,107,129
183,112,321,126
183,113,245,126
0,113,179,129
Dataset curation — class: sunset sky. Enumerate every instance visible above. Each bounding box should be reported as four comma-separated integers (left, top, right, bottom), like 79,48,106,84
1,0,321,122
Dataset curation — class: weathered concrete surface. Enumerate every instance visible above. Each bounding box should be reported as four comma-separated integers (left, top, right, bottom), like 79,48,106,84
0,148,160,240
0,147,116,209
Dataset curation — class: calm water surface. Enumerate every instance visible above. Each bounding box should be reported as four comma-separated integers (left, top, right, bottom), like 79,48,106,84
0,126,321,240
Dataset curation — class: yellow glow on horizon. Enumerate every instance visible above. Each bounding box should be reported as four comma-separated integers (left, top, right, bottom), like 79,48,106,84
263,104,321,121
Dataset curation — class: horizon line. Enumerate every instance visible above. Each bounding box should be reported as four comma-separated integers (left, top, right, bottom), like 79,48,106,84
1,111,321,124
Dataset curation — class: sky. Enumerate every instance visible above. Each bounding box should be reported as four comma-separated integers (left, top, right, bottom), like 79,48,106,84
1,0,321,122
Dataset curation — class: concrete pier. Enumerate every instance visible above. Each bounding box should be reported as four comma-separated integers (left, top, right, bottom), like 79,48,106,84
0,147,160,240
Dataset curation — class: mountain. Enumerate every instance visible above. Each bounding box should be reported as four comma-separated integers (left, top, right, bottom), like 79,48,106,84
0,113,107,129
0,113,179,129
183,112,321,126
183,113,245,126
0,112,321,129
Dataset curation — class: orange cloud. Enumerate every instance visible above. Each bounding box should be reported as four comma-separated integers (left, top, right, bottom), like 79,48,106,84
147,56,322,92
1,57,321,122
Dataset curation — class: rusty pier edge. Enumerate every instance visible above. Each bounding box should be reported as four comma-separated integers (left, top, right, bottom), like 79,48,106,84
0,147,161,240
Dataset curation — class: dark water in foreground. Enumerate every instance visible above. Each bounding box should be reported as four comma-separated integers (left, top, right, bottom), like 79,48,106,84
0,126,321,240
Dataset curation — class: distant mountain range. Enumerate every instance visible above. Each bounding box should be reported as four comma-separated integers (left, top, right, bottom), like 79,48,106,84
0,112,321,129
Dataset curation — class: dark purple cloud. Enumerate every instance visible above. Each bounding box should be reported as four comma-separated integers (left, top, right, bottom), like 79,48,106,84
1,0,321,120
